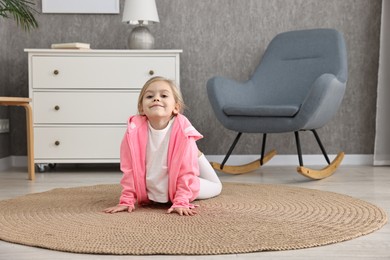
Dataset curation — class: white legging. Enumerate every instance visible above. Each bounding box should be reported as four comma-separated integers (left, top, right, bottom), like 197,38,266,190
197,154,222,199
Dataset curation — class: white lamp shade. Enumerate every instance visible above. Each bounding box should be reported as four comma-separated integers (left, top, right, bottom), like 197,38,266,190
122,0,160,25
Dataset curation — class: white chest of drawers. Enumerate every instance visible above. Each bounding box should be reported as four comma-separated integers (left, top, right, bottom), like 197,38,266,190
25,49,182,170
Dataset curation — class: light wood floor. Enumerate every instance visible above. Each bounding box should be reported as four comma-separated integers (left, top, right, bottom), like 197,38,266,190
0,164,389,260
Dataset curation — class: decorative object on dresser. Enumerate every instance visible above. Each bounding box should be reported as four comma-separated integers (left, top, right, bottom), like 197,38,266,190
122,0,160,49
51,42,90,50
24,49,182,172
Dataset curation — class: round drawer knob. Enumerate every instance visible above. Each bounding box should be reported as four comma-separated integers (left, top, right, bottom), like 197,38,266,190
54,105,60,111
54,141,60,146
149,70,154,76
53,70,59,75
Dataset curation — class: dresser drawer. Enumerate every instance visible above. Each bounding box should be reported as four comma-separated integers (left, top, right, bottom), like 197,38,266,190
33,91,138,124
35,126,126,159
32,56,177,89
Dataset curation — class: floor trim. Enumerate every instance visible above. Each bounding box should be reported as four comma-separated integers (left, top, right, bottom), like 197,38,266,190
0,157,11,171
0,154,374,169
373,159,390,166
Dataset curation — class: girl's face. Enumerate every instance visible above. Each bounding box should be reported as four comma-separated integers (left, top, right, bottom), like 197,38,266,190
141,81,179,124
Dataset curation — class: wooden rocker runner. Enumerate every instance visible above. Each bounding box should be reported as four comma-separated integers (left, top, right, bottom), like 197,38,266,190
210,131,345,180
297,152,344,180
211,150,277,175
206,29,348,180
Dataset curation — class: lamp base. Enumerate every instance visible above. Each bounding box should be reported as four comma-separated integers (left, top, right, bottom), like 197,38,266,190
127,25,155,49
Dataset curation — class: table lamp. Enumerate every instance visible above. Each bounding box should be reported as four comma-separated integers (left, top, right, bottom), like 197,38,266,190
122,0,160,49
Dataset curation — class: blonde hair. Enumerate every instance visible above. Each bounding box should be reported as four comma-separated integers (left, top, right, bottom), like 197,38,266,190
137,76,185,115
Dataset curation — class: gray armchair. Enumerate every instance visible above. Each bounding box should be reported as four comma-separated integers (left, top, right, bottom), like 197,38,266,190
207,28,348,179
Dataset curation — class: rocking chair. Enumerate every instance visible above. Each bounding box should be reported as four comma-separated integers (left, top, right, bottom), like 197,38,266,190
207,28,348,180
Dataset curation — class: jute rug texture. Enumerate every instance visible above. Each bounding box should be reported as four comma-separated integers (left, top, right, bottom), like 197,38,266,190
0,183,387,255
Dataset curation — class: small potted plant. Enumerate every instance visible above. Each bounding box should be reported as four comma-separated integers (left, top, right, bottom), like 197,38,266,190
0,0,38,30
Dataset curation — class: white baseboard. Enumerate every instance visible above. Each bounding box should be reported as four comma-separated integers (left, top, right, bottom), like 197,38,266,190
0,154,375,170
0,157,12,171
0,156,29,170
373,161,390,166
10,156,29,167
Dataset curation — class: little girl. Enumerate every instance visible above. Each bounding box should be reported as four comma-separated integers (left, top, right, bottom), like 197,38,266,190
104,76,222,216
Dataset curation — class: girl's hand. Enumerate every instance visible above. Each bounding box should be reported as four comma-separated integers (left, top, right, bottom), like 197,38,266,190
167,207,197,216
103,205,133,214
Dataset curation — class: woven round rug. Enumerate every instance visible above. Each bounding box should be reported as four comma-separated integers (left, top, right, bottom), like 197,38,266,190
0,183,387,255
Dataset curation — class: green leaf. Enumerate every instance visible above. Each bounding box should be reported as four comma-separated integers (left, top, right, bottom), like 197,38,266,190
0,0,38,31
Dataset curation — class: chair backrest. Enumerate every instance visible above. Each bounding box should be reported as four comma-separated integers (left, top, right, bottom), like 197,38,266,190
250,28,348,106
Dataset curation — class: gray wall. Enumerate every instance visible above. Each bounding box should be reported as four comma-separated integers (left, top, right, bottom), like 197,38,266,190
0,18,10,158
0,0,382,159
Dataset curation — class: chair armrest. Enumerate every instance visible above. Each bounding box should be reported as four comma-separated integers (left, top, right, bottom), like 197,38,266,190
297,73,346,130
207,76,251,120
207,76,248,107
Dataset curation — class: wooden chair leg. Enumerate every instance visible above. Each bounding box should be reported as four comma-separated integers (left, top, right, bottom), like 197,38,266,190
23,104,35,181
0,97,34,180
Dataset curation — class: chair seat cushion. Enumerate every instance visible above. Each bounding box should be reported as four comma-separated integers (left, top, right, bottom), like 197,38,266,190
223,104,300,117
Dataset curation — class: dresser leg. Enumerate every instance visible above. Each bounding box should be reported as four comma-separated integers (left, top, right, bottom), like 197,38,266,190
37,164,47,172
